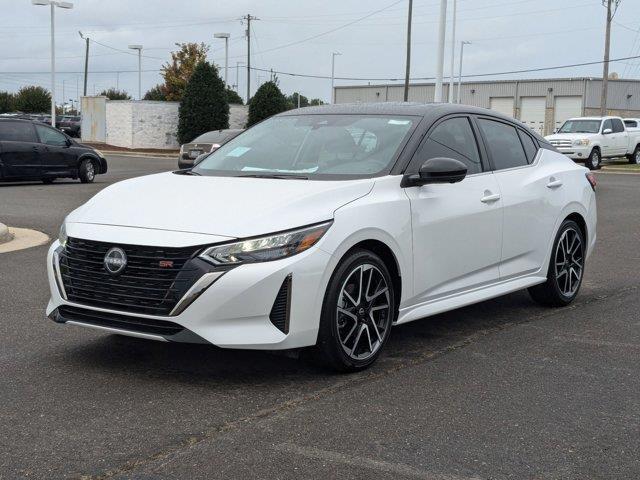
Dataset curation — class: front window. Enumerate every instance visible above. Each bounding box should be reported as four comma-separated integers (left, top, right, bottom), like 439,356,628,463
558,120,601,134
193,114,417,179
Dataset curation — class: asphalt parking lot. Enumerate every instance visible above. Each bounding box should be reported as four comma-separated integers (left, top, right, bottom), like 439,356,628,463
1,155,639,479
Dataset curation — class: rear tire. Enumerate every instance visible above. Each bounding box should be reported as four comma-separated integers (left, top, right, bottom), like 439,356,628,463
528,219,585,307
585,148,601,170
628,146,640,164
42,178,55,184
312,249,395,372
78,159,96,184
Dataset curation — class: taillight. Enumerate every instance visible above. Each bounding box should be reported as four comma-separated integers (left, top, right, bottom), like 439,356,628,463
585,172,596,191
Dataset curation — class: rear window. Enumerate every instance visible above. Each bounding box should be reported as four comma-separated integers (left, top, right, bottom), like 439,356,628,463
0,121,36,142
192,131,228,144
624,120,638,128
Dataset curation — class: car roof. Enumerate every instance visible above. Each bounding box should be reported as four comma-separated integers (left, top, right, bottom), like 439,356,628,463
278,102,544,141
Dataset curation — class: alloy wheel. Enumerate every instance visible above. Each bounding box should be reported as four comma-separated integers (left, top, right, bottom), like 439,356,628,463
592,151,600,167
336,263,391,361
635,150,640,164
86,162,95,181
554,227,584,297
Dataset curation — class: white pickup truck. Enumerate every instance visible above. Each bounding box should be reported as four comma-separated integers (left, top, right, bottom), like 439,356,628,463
545,116,640,169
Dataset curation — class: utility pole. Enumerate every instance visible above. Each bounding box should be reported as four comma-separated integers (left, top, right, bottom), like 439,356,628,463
242,14,258,102
448,0,457,103
434,0,447,102
79,31,89,97
601,0,621,116
403,0,413,102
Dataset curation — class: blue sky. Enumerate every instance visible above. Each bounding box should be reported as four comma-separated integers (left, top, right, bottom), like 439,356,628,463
1,0,639,103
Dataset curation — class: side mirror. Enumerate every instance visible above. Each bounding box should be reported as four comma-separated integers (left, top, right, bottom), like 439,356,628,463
402,157,468,187
603,128,613,135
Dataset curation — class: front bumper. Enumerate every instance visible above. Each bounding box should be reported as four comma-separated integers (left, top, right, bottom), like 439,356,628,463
554,145,591,161
46,235,333,350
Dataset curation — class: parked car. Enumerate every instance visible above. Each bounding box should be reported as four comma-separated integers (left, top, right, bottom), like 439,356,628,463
57,115,81,137
0,118,107,184
46,103,596,371
545,116,640,169
178,129,243,169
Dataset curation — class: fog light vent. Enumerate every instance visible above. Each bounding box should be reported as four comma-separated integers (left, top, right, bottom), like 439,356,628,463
269,274,292,334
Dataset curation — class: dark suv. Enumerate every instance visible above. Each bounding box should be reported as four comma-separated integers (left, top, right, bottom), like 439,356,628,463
57,115,81,137
0,118,107,184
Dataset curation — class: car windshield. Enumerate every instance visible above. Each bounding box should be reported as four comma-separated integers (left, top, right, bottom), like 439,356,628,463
558,120,601,134
192,131,230,143
193,114,417,179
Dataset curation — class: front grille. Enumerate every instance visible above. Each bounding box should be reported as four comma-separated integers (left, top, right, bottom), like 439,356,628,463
59,237,205,316
549,139,573,148
57,305,184,336
269,275,292,334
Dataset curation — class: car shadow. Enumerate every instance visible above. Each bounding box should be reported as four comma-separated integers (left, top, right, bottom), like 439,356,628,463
54,290,546,386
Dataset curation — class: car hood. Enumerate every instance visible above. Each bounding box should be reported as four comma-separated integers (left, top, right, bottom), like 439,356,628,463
68,172,375,238
545,133,599,141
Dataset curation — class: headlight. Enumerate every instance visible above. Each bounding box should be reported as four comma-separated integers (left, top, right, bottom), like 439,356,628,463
572,139,590,146
59,223,68,247
199,221,332,265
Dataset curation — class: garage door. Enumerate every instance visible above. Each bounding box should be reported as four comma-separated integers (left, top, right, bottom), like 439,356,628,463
520,97,546,135
490,97,515,119
554,96,582,132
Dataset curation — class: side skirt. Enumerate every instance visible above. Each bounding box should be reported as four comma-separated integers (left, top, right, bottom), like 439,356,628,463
396,275,547,325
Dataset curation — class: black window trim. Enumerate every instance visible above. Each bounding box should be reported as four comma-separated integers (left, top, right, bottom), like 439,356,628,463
472,114,539,172
403,113,490,177
516,126,540,164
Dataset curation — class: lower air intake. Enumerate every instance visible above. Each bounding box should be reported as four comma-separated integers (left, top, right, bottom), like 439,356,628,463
269,274,292,334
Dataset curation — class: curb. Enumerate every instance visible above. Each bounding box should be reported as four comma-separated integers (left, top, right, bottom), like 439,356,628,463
0,227,49,254
598,168,640,174
0,223,13,244
101,150,178,159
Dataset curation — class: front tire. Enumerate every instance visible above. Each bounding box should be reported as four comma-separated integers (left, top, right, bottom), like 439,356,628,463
585,148,601,170
78,159,96,183
313,249,395,372
528,219,585,307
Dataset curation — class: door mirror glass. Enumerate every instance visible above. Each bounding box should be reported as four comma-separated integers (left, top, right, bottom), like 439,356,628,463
603,128,613,134
402,157,467,187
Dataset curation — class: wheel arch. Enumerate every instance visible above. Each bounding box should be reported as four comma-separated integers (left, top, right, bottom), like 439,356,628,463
565,211,588,246
344,239,402,315
77,153,100,172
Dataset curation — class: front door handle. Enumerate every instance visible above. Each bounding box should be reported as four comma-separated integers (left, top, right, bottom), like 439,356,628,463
480,192,501,203
547,178,563,189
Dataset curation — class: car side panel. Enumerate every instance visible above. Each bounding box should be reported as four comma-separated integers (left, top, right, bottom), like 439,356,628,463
493,149,570,280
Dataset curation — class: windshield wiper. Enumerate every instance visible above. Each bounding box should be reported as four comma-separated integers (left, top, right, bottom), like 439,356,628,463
181,169,201,176
236,173,309,180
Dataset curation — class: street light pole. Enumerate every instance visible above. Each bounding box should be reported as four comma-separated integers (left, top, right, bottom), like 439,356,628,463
32,0,73,127
434,0,447,102
214,33,230,87
456,41,470,104
448,0,457,103
128,45,143,100
331,52,341,104
235,61,245,97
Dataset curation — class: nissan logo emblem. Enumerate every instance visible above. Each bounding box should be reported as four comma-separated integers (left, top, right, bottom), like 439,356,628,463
104,247,127,275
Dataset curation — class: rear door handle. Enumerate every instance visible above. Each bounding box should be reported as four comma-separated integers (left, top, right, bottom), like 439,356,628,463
547,179,563,189
480,193,501,203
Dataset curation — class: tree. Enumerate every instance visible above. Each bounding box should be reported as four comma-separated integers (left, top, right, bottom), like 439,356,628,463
247,80,288,127
161,42,209,101
99,88,131,100
0,91,15,113
286,92,309,110
177,61,229,144
309,98,325,106
225,87,243,105
144,84,167,101
14,86,50,113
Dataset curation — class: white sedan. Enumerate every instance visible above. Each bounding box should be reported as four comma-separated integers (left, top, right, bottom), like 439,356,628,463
46,103,597,371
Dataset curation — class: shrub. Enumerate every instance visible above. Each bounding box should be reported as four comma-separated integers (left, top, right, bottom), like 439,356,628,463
99,88,131,100
247,80,288,127
14,86,51,113
177,61,229,144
